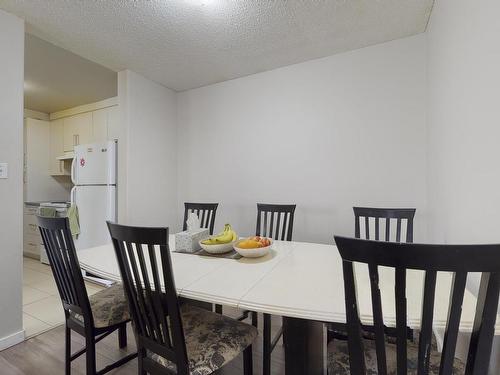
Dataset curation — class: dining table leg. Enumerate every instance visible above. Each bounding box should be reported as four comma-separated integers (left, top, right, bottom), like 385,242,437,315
283,317,326,375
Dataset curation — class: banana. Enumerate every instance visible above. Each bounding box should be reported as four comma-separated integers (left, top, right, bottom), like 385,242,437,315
214,224,233,244
201,224,238,245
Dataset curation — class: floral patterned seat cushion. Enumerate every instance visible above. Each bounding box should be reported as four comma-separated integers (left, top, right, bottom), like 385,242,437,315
328,338,465,375
150,304,258,375
71,284,130,328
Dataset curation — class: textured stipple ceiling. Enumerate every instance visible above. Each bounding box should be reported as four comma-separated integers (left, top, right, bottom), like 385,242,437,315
1,0,434,91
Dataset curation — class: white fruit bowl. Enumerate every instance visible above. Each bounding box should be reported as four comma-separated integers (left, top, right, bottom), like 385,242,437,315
199,239,239,254
233,240,273,258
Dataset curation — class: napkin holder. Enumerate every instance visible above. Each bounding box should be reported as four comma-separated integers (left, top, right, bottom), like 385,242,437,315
175,228,209,253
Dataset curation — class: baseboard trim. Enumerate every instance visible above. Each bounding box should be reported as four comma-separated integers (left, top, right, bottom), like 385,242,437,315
0,330,25,351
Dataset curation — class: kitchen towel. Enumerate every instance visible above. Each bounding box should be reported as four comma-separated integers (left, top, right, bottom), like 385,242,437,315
38,206,57,218
67,204,81,237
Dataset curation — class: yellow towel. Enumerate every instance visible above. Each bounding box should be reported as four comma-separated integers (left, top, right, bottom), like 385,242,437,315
39,206,56,218
67,205,80,237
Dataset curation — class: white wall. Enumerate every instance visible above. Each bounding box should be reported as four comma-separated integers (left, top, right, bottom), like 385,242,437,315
0,9,25,349
118,70,178,227
426,0,500,371
24,118,71,202
427,0,500,245
177,35,427,243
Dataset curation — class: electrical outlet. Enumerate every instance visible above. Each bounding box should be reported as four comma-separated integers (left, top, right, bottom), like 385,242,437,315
0,163,8,179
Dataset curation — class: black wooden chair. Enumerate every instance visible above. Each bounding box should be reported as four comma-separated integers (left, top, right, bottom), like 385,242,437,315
353,207,416,243
37,216,136,375
183,202,222,313
182,202,219,235
330,236,500,375
255,203,296,375
330,207,417,342
256,203,296,241
107,221,257,375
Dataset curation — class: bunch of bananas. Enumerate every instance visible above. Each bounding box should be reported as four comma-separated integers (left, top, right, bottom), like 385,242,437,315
201,224,238,245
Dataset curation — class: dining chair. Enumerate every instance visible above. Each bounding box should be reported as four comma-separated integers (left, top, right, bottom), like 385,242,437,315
37,216,136,375
330,236,500,375
107,221,257,375
182,202,219,235
255,203,296,375
256,203,296,241
353,207,416,243
331,207,417,342
183,202,222,313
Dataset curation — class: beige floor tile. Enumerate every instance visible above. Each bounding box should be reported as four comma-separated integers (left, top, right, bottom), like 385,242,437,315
86,286,104,296
23,285,51,305
23,296,65,327
23,258,53,275
23,268,52,286
85,281,105,296
23,313,52,338
28,277,59,295
23,257,39,266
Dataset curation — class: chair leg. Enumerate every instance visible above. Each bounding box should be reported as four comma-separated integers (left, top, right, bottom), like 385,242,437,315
85,336,97,375
118,324,127,348
215,304,223,314
65,325,71,375
251,311,258,328
243,345,253,375
138,352,147,375
263,313,271,375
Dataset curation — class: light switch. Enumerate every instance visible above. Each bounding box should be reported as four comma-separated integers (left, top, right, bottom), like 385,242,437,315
0,163,8,179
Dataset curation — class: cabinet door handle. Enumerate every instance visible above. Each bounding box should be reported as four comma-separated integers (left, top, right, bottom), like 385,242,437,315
73,134,76,146
76,134,79,145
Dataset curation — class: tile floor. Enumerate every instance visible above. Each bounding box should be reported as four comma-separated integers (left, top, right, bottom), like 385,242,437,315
22,257,104,338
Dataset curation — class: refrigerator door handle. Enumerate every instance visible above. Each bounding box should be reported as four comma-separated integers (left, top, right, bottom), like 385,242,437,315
70,186,76,205
71,157,76,185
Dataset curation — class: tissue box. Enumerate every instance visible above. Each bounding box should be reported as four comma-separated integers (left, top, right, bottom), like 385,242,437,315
175,229,209,253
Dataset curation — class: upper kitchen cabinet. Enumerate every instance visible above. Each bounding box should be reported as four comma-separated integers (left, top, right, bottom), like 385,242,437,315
92,106,119,142
25,118,70,199
63,112,92,152
92,108,108,142
107,105,119,141
49,118,70,176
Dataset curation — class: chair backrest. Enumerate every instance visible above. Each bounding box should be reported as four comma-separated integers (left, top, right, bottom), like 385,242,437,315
183,202,219,235
37,216,92,324
334,236,500,375
353,207,416,243
256,203,296,241
107,222,189,374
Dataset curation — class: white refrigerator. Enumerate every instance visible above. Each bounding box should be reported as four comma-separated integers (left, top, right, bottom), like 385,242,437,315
71,140,117,252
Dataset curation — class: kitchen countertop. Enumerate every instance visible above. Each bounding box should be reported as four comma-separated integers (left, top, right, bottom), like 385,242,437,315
25,201,70,206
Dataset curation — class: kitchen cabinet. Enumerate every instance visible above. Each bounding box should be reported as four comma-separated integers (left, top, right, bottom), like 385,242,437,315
49,119,70,176
91,108,108,142
107,106,119,140
25,118,69,200
63,112,92,152
50,104,118,167
23,204,42,259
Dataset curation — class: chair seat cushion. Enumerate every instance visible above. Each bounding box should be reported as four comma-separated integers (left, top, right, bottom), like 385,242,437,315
328,338,465,375
71,284,130,328
150,304,258,375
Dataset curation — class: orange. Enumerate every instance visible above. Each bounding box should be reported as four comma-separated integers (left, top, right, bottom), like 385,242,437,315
237,240,262,249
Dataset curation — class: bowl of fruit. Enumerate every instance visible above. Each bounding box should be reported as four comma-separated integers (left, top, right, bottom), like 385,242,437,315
199,224,239,254
233,236,272,258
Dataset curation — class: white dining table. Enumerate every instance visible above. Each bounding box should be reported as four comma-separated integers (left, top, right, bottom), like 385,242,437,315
77,236,500,374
